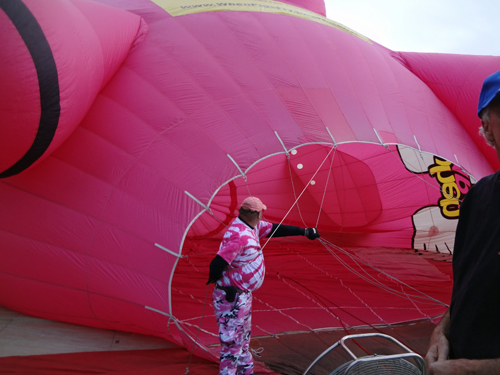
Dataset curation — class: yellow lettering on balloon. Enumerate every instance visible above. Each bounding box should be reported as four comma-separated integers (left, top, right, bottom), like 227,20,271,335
439,197,460,218
429,159,455,184
442,182,460,200
428,156,471,219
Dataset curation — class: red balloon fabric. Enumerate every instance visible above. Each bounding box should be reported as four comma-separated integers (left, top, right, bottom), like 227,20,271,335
0,0,498,365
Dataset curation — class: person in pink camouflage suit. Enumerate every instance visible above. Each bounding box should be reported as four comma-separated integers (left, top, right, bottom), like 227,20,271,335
207,196,320,375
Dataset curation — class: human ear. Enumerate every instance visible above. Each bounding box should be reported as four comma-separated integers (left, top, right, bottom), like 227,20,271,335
481,119,495,145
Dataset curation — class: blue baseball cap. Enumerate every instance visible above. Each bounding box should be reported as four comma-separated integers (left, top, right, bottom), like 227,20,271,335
478,70,500,118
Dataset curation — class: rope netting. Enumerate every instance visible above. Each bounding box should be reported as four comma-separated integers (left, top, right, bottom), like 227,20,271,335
173,142,457,373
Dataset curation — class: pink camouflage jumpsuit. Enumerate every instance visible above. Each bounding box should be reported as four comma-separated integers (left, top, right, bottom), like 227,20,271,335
213,217,272,375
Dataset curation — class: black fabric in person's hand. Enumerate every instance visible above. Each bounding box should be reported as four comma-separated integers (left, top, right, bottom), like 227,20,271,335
305,228,320,240
224,286,237,302
206,255,229,284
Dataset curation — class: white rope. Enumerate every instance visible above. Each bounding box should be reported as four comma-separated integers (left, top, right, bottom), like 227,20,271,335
155,243,185,258
261,145,336,250
252,294,314,331
373,128,389,149
185,191,212,213
318,238,449,308
181,142,452,366
274,131,289,155
250,347,264,357
184,284,210,374
315,146,336,229
227,153,246,181
286,144,338,230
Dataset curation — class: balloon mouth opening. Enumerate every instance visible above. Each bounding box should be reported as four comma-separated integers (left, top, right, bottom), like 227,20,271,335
187,143,386,242
173,142,456,355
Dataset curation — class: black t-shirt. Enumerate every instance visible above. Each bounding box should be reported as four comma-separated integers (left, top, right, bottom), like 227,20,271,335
449,170,500,359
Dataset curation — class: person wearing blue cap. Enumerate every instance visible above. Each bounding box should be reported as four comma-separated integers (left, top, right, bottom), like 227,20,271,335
478,71,500,152
425,71,500,374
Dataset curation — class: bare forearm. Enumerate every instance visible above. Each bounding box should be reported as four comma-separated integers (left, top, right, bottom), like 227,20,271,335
469,358,500,374
427,310,500,374
434,309,450,338
429,358,500,374
426,310,451,369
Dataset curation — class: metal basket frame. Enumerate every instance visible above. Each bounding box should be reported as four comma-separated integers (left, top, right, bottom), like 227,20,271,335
303,333,426,375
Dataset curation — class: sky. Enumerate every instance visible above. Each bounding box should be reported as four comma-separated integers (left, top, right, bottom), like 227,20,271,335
323,0,500,56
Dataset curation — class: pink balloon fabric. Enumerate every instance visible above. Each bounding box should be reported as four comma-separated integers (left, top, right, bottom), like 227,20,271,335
0,0,498,361
0,0,147,177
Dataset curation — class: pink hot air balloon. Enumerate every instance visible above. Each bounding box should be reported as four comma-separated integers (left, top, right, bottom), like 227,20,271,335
1,0,499,371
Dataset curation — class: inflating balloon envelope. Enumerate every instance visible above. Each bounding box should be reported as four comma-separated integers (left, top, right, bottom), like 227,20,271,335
1,0,499,372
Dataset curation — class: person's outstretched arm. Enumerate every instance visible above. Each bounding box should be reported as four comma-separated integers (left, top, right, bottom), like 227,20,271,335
267,224,320,240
